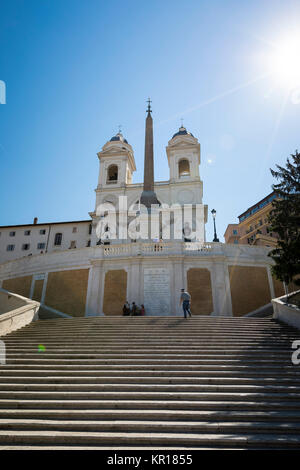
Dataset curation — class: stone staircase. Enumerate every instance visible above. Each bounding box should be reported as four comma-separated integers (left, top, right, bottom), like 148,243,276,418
0,316,300,449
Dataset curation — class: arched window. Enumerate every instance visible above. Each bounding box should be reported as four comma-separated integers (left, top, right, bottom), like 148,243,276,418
54,233,62,246
107,164,118,183
178,159,190,178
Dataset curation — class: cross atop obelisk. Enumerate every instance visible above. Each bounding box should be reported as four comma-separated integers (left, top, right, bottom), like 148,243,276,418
140,98,160,209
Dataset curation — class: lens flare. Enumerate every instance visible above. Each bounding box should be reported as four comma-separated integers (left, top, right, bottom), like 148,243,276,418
268,33,300,89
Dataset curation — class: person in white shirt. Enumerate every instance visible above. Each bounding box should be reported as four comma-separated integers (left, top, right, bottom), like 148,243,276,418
179,289,192,318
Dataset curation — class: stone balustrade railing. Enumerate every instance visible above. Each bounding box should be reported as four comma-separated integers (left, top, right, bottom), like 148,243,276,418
102,241,225,257
0,288,40,337
0,241,272,281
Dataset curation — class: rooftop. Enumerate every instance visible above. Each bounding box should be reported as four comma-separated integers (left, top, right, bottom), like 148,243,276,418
238,191,276,222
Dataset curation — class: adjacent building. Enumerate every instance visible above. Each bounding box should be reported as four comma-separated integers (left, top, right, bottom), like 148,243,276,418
0,219,92,264
224,192,279,247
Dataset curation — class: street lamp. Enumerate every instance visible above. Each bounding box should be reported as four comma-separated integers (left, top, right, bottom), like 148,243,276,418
211,209,219,242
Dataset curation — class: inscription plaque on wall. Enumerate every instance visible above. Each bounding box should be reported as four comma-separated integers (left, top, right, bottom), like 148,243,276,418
143,268,171,316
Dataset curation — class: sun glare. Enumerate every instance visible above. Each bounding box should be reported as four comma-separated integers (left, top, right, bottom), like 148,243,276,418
268,34,300,89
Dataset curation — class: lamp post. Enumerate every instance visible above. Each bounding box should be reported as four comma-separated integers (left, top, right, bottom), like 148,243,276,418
211,209,219,242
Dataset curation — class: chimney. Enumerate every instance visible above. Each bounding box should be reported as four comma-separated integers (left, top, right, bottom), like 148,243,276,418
33,217,38,225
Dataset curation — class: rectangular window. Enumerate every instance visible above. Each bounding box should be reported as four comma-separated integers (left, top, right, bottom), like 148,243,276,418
37,243,45,250
39,229,46,235
72,227,77,233
24,230,31,236
54,233,62,246
69,241,76,249
9,231,16,237
234,239,238,244
22,244,30,251
6,244,15,251
88,224,92,235
233,230,238,235
86,240,91,247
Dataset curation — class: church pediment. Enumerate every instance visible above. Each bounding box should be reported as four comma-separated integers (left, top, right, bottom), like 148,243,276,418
99,147,129,158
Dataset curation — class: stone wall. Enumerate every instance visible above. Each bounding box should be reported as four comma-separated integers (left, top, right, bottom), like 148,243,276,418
229,265,271,316
2,275,32,299
103,269,127,316
32,279,44,302
44,269,89,317
187,268,213,315
273,277,285,298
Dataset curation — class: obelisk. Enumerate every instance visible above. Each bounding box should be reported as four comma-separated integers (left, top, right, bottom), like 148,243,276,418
140,99,160,209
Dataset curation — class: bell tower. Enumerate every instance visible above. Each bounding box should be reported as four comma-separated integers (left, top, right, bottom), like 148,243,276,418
166,125,201,185
97,132,136,189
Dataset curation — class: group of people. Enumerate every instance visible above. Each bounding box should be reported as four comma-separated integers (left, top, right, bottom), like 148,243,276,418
122,289,192,318
122,301,145,316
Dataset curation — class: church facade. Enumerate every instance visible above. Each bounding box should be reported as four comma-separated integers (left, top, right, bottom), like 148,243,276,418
0,104,284,317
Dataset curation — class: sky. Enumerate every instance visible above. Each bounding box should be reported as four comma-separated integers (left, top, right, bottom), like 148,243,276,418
0,0,299,242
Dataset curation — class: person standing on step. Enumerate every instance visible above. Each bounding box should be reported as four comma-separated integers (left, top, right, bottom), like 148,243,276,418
122,301,130,316
180,288,192,318
131,302,137,316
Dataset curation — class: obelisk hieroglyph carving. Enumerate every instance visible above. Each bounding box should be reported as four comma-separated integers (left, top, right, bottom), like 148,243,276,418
140,99,160,209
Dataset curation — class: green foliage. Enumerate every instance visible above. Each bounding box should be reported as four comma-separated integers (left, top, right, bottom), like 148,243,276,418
268,151,300,287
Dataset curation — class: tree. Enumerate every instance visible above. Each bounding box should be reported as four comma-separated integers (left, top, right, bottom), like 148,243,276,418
268,150,300,294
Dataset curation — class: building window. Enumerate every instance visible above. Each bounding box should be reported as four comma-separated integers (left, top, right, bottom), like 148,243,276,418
88,224,92,235
9,231,16,237
107,164,118,183
86,240,91,247
37,243,45,249
54,233,62,246
69,241,76,249
39,229,46,235
7,244,15,251
178,159,190,178
234,239,238,244
233,229,238,235
22,244,30,251
24,230,31,236
72,227,77,233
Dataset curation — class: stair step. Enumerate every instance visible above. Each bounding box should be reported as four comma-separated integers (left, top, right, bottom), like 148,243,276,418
0,399,298,410
0,430,299,448
1,408,300,421
0,418,299,434
1,315,299,449
0,383,298,393
1,375,299,384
